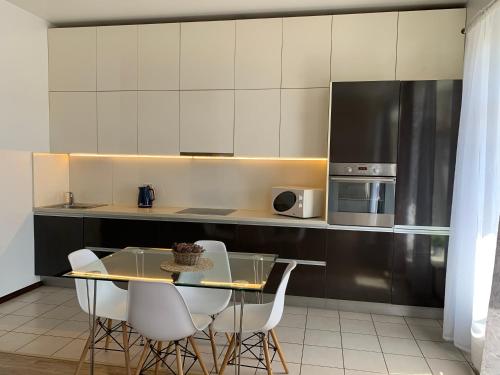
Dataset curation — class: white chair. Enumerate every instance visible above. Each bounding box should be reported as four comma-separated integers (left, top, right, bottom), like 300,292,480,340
177,240,232,371
68,249,131,375
212,261,297,375
128,280,213,375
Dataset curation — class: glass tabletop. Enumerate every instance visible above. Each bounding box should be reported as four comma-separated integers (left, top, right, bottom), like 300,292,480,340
63,247,278,292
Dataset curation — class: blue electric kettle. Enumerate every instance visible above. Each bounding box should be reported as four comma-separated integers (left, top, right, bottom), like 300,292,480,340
138,185,155,208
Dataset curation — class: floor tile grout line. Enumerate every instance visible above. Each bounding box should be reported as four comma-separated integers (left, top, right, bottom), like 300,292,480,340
371,313,390,375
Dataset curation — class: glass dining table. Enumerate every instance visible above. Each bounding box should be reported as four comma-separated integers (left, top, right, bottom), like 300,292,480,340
63,247,278,375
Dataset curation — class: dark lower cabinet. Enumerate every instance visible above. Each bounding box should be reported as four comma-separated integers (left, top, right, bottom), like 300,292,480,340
264,263,326,298
326,230,393,303
170,222,238,250
84,218,167,249
237,225,327,298
34,215,84,276
236,225,326,260
34,215,447,306
392,233,448,307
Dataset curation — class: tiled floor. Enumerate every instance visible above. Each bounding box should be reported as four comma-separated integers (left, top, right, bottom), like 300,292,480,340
0,286,476,375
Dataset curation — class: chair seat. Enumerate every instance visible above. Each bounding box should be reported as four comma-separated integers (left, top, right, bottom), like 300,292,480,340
192,314,212,331
178,286,230,316
212,303,273,334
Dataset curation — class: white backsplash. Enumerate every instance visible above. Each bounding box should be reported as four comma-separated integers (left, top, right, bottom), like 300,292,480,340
68,156,327,210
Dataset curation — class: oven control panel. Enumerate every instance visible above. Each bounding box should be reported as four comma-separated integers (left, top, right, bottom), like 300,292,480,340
330,163,396,177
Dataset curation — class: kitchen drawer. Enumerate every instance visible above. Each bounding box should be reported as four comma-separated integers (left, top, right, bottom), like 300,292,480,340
265,263,326,298
236,225,326,261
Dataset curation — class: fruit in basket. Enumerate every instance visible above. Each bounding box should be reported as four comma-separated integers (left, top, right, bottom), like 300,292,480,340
172,242,205,254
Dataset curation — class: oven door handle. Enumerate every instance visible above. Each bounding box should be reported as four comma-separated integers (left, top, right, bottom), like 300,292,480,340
329,176,396,183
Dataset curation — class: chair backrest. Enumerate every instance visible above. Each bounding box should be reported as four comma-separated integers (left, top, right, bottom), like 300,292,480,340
68,249,117,314
128,281,198,341
177,240,232,315
263,261,297,331
195,240,232,281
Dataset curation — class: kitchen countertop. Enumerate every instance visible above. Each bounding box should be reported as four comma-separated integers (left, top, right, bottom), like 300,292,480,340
33,204,328,229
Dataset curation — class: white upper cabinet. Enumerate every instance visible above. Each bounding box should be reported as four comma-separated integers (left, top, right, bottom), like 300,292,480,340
234,90,280,157
397,9,466,80
49,92,97,153
280,88,330,158
97,25,138,91
97,92,138,154
331,13,397,81
235,18,282,89
180,91,234,154
282,16,332,88
180,21,235,90
138,24,180,90
138,91,180,155
48,27,97,91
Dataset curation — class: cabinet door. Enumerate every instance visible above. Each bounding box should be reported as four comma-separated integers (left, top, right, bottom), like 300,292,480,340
280,88,330,158
180,21,235,90
138,91,180,155
282,16,332,88
234,90,280,157
48,27,97,91
396,9,465,80
331,13,397,81
49,92,97,153
235,18,282,89
264,263,326,298
97,25,138,90
392,233,448,307
326,230,393,303
138,23,180,90
97,92,138,154
395,80,462,227
34,216,83,276
180,91,234,154
84,218,167,249
237,225,327,298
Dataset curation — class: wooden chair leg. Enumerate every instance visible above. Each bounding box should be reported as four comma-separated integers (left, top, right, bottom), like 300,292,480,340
189,336,209,375
175,342,184,375
270,329,289,374
134,339,151,375
208,326,220,373
263,333,273,375
154,341,162,375
225,333,232,343
74,333,92,375
104,319,113,350
219,334,236,375
121,322,131,375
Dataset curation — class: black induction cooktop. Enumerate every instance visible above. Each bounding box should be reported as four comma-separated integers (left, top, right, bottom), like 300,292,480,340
175,208,236,216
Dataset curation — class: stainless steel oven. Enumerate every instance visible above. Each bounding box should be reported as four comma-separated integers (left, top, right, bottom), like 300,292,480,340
328,174,396,227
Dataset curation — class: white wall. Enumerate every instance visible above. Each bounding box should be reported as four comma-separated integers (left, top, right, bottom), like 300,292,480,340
0,0,49,297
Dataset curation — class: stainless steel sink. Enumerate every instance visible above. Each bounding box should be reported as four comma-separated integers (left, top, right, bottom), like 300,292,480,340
45,203,107,209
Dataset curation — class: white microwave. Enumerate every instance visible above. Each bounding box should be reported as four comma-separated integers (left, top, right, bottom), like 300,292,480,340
272,187,323,218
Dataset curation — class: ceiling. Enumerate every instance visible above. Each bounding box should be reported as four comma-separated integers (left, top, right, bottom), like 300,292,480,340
7,0,466,26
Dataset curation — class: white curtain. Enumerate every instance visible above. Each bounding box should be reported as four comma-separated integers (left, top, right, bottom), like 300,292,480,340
443,0,500,352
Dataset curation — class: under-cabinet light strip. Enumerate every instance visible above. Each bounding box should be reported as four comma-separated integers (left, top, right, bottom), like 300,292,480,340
33,152,327,162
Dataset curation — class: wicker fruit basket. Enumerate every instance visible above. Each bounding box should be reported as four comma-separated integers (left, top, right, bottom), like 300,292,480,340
172,242,205,266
